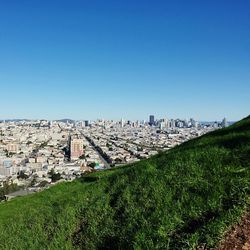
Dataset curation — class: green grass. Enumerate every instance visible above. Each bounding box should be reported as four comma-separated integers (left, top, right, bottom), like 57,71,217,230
0,116,250,249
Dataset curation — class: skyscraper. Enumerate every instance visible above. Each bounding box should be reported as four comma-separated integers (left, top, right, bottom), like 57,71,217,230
149,115,155,126
190,118,197,128
221,118,228,128
84,120,89,127
169,119,175,128
121,118,124,128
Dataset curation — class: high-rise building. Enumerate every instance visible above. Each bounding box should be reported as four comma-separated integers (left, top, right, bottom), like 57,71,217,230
162,118,169,128
159,122,165,130
121,118,124,128
158,118,168,129
169,119,175,128
190,118,197,128
149,115,155,126
221,118,228,128
70,138,84,161
81,121,85,128
213,121,218,128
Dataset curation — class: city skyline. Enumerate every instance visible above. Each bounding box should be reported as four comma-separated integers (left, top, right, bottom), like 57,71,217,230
0,116,233,123
0,1,249,121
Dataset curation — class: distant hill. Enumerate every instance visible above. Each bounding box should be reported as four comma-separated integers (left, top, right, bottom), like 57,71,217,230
0,119,31,122
0,115,249,249
56,119,75,124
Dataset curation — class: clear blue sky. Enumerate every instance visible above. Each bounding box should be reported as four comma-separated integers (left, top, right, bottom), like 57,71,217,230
0,0,249,121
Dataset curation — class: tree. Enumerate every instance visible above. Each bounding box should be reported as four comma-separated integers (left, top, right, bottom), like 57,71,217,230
38,180,48,187
51,173,61,182
30,178,37,187
89,162,96,168
79,154,86,160
48,168,55,176
0,181,19,201
48,169,61,182
115,158,123,164
17,171,29,179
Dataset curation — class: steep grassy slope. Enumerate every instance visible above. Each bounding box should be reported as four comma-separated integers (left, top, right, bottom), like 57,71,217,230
0,116,249,249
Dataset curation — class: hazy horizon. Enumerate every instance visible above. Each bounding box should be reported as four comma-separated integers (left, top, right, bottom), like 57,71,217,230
0,116,242,123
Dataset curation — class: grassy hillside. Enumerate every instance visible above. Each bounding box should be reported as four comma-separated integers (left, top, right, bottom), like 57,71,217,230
0,116,249,249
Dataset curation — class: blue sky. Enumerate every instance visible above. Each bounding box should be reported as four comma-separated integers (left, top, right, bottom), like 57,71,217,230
0,0,249,121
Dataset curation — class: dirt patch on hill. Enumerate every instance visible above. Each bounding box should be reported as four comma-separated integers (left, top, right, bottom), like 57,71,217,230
216,213,250,250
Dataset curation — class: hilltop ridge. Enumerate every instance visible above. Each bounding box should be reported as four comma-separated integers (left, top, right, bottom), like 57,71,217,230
0,115,249,249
